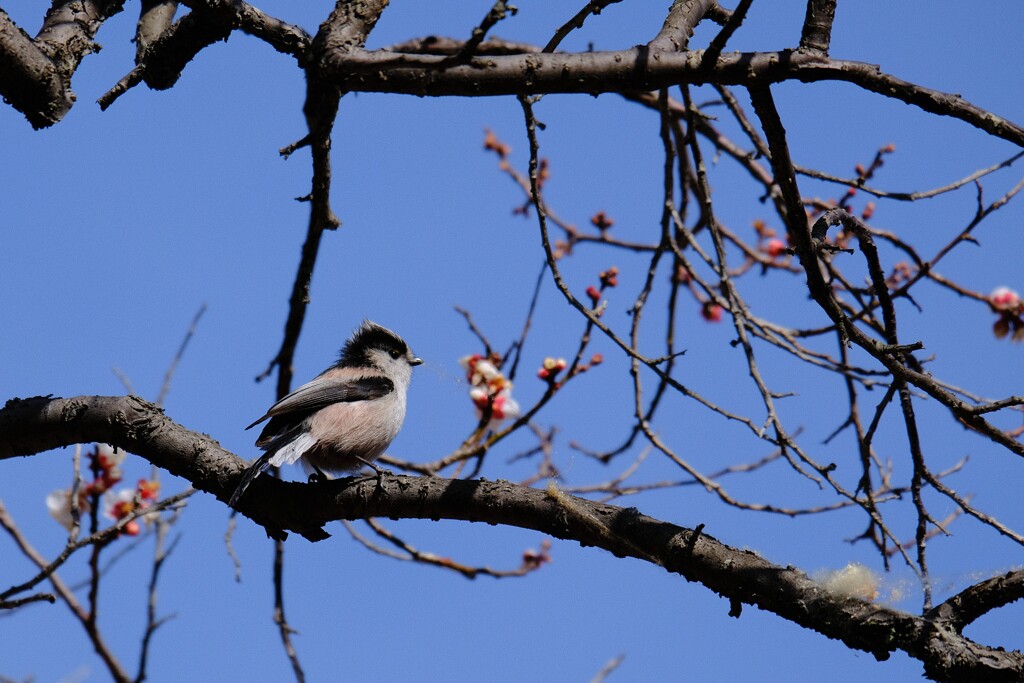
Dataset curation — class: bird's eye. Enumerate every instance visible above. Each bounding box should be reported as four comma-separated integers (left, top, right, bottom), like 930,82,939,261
389,349,401,359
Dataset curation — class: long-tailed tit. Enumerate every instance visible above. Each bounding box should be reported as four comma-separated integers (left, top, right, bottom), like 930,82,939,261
229,320,421,507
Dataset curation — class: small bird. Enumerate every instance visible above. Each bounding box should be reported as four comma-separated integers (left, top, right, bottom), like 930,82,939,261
229,320,422,507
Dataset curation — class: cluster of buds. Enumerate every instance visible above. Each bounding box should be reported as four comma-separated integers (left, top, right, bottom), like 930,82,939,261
460,354,520,429
591,211,614,234
838,185,858,211
842,144,892,224
107,478,161,536
886,261,913,291
90,442,124,495
538,354,604,387
585,265,619,309
753,219,788,260
537,158,550,189
599,266,619,288
46,444,160,536
854,143,896,182
521,539,552,571
537,357,567,383
990,287,1024,341
512,159,551,217
46,444,127,530
483,129,511,161
552,238,574,260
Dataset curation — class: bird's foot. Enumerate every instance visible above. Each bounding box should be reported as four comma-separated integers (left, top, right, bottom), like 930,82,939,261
355,456,391,496
307,466,330,484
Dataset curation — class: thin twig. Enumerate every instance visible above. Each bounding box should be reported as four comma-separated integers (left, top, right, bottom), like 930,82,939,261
156,303,207,406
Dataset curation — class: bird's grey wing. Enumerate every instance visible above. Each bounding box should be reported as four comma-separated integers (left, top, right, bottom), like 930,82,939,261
245,375,395,430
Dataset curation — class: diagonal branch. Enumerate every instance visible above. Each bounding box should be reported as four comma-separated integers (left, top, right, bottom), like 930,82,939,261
0,1,126,127
928,569,1024,632
136,0,178,60
649,0,718,52
100,0,311,109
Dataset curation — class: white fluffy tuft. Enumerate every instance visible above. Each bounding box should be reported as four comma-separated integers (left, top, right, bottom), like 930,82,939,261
817,563,880,602
268,432,317,467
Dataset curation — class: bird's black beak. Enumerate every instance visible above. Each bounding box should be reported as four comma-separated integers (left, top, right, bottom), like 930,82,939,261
410,357,424,366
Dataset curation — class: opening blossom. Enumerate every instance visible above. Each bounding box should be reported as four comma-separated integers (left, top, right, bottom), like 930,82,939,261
92,442,126,494
105,478,161,536
460,354,520,429
46,488,89,532
990,287,1021,313
989,287,1024,341
46,444,159,537
537,357,567,382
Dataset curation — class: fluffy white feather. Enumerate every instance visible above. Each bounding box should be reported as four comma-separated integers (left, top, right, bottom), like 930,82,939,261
268,431,318,468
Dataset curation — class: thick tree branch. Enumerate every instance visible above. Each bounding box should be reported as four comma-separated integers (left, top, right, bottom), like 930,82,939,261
700,0,753,70
320,47,1024,147
649,0,717,52
100,0,310,109
34,0,127,76
136,0,178,61
2,393,1022,681
258,0,387,396
799,0,837,54
313,0,390,57
0,1,125,128
0,8,70,128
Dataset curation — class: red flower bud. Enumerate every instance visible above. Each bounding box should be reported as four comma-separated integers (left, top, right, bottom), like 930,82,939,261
701,302,723,323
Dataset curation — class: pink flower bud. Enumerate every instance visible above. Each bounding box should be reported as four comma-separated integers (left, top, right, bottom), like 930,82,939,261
990,287,1021,312
764,238,787,258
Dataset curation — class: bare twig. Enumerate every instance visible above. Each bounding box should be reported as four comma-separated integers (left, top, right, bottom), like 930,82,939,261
544,0,622,53
589,653,627,683
156,303,207,406
273,539,305,683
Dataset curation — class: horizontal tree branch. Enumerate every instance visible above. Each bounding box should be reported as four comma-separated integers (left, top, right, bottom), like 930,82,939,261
320,47,1024,147
1,394,1022,681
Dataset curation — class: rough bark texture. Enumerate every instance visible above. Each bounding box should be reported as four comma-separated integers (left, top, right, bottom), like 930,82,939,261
3,3,1024,680
799,0,837,54
1,394,1022,681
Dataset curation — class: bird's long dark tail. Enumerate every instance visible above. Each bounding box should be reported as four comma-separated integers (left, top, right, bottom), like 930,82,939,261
229,452,275,508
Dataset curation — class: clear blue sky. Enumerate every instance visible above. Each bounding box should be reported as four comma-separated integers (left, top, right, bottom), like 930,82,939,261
2,2,1022,681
